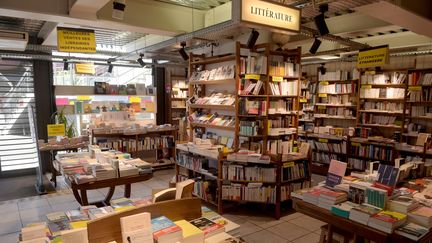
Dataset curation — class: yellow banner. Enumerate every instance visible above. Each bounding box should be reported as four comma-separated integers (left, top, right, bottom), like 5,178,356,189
47,124,65,137
272,76,283,82
57,27,96,53
357,46,389,68
75,63,95,75
320,81,329,86
318,93,327,98
245,74,261,80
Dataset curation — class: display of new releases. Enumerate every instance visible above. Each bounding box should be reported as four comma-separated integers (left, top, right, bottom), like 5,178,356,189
189,65,235,82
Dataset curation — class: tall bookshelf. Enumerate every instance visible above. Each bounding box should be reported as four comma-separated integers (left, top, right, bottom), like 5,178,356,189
169,74,188,141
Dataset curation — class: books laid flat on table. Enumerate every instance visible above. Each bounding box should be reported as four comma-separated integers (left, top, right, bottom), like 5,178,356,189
318,190,348,210
189,217,225,238
395,222,429,241
110,198,135,211
205,232,245,243
21,224,47,241
201,206,240,232
331,202,357,219
387,196,419,214
408,206,432,228
368,211,407,233
349,204,382,225
65,209,90,222
151,216,183,243
88,206,115,219
174,220,205,243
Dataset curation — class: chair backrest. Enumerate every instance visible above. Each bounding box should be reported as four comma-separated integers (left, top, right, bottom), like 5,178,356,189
152,188,176,203
175,179,195,199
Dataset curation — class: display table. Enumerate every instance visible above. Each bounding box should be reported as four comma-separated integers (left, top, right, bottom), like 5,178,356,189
292,198,432,243
65,173,153,206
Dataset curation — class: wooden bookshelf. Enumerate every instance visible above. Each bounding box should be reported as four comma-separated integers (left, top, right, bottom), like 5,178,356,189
189,78,236,85
190,123,235,131
188,104,235,110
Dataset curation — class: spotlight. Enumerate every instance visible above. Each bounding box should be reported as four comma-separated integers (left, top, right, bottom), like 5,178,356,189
319,64,326,75
178,42,189,61
309,38,321,54
247,29,259,49
63,59,69,70
137,54,145,67
112,0,126,20
275,43,283,52
314,4,329,36
108,61,113,73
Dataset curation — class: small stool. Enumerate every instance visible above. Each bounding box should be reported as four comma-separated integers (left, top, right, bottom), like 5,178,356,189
319,224,354,243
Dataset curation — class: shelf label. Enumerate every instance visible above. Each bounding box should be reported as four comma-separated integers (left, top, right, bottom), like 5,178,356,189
361,85,372,89
318,138,328,143
77,96,91,101
272,76,283,82
299,98,307,103
394,121,402,126
318,93,327,98
351,142,361,147
357,46,389,68
245,74,261,80
409,86,422,91
318,106,326,110
319,81,329,86
129,96,141,103
47,124,65,137
283,162,295,168
364,71,376,75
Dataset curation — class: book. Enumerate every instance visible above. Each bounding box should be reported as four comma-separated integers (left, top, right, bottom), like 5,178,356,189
88,206,115,219
368,211,407,233
65,209,89,222
376,164,399,187
349,204,382,225
325,159,347,188
408,206,432,228
120,212,153,243
176,179,195,199
48,220,70,236
151,216,183,243
126,84,137,95
387,196,419,214
189,217,225,238
19,237,50,243
21,224,47,241
331,202,357,219
94,82,107,94
365,186,388,209
46,212,68,222
61,228,88,243
395,222,429,241
174,220,205,243
205,232,244,243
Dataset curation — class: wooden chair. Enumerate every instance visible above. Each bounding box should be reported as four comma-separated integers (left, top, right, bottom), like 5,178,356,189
151,179,195,203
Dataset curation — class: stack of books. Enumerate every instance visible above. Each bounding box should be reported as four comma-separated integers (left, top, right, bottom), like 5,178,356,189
387,196,419,214
395,222,429,241
368,211,407,233
92,164,117,180
318,190,348,210
152,216,183,243
408,206,432,228
331,201,357,219
349,204,382,225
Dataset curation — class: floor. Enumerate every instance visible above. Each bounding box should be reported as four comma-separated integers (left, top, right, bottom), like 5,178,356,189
0,169,327,243
0,174,40,201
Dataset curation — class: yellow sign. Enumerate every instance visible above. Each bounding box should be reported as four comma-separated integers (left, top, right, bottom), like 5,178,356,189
241,0,300,32
318,106,326,110
272,76,283,82
299,98,307,103
364,71,376,75
362,85,372,89
357,45,389,68
75,63,95,75
320,81,329,86
319,93,327,98
318,138,328,143
283,162,295,168
351,142,361,147
409,86,422,91
57,27,96,53
129,96,141,103
77,96,91,101
47,124,65,137
245,74,261,80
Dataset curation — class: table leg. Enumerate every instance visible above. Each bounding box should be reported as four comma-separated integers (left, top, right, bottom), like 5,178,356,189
353,234,359,243
104,187,115,205
124,184,131,198
80,190,89,206
72,189,82,205
327,224,333,243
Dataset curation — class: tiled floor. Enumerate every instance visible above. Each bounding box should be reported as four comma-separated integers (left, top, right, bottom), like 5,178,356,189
0,169,326,243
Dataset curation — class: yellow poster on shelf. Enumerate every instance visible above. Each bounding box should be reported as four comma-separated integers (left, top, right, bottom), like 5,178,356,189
144,102,156,112
57,27,96,53
47,124,65,137
357,45,389,68
129,96,141,103
77,96,91,101
318,138,328,143
75,63,95,75
319,81,329,85
318,93,327,98
245,74,261,80
299,99,307,103
272,76,283,82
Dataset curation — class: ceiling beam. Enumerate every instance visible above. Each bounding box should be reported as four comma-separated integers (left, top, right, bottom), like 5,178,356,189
69,0,111,20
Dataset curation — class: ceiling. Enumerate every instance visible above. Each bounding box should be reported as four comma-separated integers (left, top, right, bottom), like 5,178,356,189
153,0,231,10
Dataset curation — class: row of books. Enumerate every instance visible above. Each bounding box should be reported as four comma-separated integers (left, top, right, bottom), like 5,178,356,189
318,83,356,94
411,106,432,117
268,100,294,114
409,89,432,102
94,82,155,95
57,101,152,115
315,107,355,117
188,112,236,127
268,60,299,77
240,54,267,75
268,81,298,96
239,120,262,136
267,139,295,155
312,126,355,137
239,80,264,95
349,144,394,161
221,183,290,203
194,179,218,204
189,65,235,81
318,69,360,81
308,140,347,154
268,117,296,129
363,101,404,112
238,99,266,115
360,72,406,84
96,136,175,152
222,163,277,182
318,95,352,105
347,158,366,171
360,87,405,99
282,161,308,182
360,114,398,125
409,72,432,85
312,152,342,164
176,152,217,177
172,88,188,98
193,93,235,106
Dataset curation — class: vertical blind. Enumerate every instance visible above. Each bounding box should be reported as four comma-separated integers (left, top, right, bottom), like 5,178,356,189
0,60,38,172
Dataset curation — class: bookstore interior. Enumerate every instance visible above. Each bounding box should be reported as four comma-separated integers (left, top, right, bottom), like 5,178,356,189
1,0,432,242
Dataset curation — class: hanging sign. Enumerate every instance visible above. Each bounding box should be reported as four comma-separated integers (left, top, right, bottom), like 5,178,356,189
240,0,300,33
75,63,95,75
57,27,96,53
357,45,389,68
47,124,65,137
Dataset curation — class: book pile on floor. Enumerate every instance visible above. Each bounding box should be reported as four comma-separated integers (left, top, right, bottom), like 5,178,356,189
18,203,241,243
292,159,432,241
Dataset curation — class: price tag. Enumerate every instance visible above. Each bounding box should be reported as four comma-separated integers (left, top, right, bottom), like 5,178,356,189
300,98,307,103
272,76,283,82
361,85,372,89
77,96,91,101
245,74,261,80
394,121,402,126
319,93,327,98
319,81,329,85
283,162,295,168
409,86,422,91
365,71,376,75
351,142,361,147
318,106,326,110
318,138,328,143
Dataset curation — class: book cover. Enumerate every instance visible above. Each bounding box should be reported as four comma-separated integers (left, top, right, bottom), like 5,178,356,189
118,85,127,95
120,212,153,243
395,223,428,241
46,212,68,222
126,84,137,95
377,164,399,187
94,82,107,94
325,159,347,188
65,209,89,222
152,216,182,239
372,211,406,223
174,220,204,241
48,220,70,236
189,217,224,237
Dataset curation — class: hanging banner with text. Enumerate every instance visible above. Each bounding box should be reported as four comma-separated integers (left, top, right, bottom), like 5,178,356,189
75,63,96,75
240,0,300,33
57,27,96,53
47,124,65,137
357,45,389,68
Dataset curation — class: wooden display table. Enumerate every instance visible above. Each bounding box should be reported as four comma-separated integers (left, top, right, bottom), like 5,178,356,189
66,173,153,206
292,198,432,243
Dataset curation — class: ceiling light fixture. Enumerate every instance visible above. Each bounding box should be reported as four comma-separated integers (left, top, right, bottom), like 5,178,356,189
107,61,113,73
112,0,126,20
63,59,69,70
319,63,326,75
178,42,189,61
309,38,322,54
247,29,259,49
137,53,145,67
314,4,329,36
